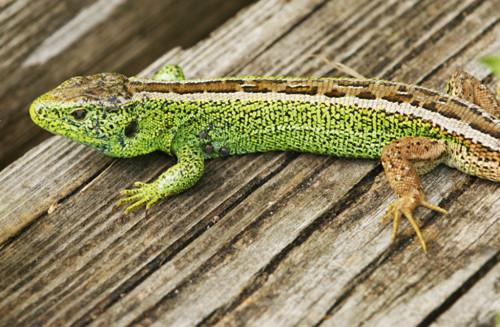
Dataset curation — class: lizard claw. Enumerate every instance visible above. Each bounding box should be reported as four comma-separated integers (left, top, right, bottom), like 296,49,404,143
381,194,448,252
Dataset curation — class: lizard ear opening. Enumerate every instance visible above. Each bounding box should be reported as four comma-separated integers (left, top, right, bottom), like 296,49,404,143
124,120,138,138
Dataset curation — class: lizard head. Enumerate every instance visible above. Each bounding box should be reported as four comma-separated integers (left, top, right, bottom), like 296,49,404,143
30,73,168,158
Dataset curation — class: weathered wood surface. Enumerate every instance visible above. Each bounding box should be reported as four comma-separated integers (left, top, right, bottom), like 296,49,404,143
1,0,499,326
0,0,255,169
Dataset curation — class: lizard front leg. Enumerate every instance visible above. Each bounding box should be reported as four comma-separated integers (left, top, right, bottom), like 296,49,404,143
115,145,204,215
380,137,449,252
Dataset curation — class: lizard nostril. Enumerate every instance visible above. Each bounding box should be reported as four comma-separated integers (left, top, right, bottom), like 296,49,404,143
30,102,43,120
32,103,44,116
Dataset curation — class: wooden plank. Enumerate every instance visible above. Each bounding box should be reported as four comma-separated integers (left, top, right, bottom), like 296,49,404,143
212,171,499,327
0,0,499,326
428,262,500,327
320,179,499,327
88,155,375,327
0,0,255,169
0,138,112,245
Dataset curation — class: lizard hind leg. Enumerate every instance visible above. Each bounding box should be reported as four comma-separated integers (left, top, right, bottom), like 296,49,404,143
380,137,449,252
447,71,500,117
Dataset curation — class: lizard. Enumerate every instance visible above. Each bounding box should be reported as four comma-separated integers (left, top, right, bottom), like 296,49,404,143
30,64,500,252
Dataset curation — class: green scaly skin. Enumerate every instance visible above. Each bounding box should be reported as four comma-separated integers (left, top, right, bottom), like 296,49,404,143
30,66,440,211
30,65,500,252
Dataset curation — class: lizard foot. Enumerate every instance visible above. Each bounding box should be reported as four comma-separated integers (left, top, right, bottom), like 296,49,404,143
380,194,448,252
113,181,165,215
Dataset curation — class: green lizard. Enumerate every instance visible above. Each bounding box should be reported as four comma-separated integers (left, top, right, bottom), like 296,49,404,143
30,65,500,252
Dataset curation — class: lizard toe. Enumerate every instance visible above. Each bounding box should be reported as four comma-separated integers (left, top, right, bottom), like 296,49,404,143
114,181,164,215
381,194,438,252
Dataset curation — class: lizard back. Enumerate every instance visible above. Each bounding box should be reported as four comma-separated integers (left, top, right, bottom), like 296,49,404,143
128,77,500,180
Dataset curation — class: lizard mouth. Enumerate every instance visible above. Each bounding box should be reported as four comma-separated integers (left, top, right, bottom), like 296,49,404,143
30,101,107,149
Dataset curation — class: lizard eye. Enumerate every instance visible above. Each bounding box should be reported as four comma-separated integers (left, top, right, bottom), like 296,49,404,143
71,109,87,120
124,120,138,138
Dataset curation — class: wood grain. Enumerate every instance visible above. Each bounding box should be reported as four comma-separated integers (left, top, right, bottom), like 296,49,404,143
0,0,255,169
0,0,499,326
